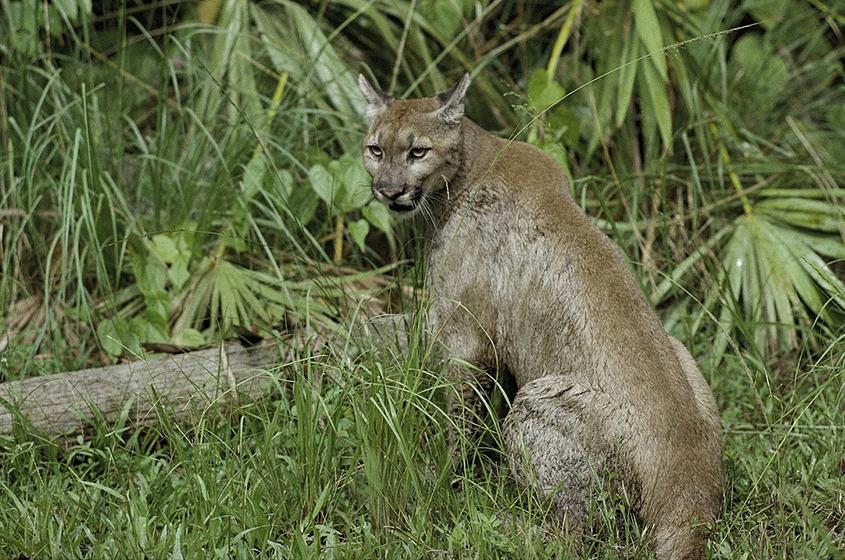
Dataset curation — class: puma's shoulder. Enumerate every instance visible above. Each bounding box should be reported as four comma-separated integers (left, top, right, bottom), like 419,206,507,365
460,123,571,214
496,139,570,201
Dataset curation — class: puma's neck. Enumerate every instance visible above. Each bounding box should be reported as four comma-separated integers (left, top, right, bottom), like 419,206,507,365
429,118,502,225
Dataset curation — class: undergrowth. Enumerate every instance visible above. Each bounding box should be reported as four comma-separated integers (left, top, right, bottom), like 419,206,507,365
1,0,843,558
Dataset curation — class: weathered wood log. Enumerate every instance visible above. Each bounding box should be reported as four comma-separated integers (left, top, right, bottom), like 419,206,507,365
0,340,298,438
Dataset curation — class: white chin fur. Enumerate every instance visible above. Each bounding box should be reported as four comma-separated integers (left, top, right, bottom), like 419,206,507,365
395,192,414,204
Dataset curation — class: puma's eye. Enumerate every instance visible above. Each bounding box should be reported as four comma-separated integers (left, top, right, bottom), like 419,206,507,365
368,145,383,158
409,147,430,160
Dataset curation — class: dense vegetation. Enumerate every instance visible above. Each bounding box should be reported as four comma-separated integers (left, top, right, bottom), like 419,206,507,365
1,0,843,557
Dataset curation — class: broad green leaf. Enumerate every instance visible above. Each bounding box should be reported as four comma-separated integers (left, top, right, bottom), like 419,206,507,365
633,0,667,81
97,318,124,357
97,318,141,358
640,58,673,150
635,70,658,153
172,328,206,349
53,0,78,22
423,0,463,38
134,255,168,298
241,156,267,199
130,316,167,345
341,157,372,211
168,260,190,292
733,34,773,73
309,164,342,208
287,181,320,226
45,6,63,38
142,287,170,326
547,107,580,146
615,33,639,128
277,169,293,199
362,202,393,235
527,69,566,112
731,34,789,113
151,234,179,264
745,0,787,28
348,219,370,252
8,1,39,56
539,142,571,179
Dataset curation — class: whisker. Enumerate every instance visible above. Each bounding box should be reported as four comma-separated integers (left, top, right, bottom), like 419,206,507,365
420,197,436,229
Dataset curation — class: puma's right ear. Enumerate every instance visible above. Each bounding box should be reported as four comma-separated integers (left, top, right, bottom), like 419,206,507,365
434,72,471,125
358,74,391,120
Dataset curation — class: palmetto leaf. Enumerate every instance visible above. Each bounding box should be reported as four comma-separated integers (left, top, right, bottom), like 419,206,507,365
704,211,845,361
168,254,397,341
757,198,845,233
171,257,285,338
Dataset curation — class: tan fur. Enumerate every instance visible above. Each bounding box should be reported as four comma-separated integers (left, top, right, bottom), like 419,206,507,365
359,74,723,560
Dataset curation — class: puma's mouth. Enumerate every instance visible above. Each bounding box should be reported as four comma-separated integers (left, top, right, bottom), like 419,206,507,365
389,201,417,214
384,189,423,215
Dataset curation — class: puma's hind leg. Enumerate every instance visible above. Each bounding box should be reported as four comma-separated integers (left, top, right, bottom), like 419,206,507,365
502,376,629,533
502,365,721,560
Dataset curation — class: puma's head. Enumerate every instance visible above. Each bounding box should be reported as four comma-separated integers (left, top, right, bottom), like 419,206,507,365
358,73,471,216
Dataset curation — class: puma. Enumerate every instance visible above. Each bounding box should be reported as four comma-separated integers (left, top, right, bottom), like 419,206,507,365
358,72,723,560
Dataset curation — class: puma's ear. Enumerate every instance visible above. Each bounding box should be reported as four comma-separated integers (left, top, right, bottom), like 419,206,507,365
434,73,471,125
358,74,391,120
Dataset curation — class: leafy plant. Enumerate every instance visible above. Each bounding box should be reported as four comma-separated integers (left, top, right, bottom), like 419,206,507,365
2,0,844,365
308,154,393,263
653,188,845,361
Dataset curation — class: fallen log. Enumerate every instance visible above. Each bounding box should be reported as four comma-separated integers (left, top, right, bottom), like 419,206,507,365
0,340,298,438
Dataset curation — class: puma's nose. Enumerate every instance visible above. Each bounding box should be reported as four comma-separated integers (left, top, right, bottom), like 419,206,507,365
374,181,407,201
382,187,405,200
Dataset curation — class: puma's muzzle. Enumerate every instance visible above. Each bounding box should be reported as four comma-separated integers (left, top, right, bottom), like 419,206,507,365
372,180,422,214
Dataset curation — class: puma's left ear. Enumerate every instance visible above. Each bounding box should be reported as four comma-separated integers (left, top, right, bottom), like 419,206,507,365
358,74,391,120
434,73,471,125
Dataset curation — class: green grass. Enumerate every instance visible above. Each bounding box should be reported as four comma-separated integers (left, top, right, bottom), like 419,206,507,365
1,0,845,558
0,332,842,558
